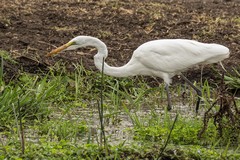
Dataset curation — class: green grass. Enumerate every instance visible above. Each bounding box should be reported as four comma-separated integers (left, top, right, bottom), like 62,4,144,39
0,62,239,159
224,67,240,92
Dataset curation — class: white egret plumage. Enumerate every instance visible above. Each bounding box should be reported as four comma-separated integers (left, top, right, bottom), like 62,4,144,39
46,36,230,112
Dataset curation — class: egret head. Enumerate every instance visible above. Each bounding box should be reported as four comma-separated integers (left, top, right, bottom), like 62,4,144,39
46,36,91,57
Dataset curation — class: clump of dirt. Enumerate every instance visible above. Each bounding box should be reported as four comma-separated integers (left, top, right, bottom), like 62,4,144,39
0,0,239,83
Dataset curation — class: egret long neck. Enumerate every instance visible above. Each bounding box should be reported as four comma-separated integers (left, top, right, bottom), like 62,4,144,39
94,57,137,77
89,38,135,77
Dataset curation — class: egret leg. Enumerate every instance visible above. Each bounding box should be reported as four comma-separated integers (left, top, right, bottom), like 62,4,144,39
165,83,172,111
180,74,202,113
200,66,204,87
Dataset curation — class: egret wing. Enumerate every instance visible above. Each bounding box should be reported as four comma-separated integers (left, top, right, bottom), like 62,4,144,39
133,40,204,73
133,39,229,73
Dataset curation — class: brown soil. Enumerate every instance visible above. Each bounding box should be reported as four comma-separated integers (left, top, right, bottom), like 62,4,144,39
0,0,239,83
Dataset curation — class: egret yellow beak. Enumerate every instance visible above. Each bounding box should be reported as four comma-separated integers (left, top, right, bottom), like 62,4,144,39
46,41,73,57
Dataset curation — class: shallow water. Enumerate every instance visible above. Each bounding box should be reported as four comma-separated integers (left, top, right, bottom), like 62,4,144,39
0,101,208,147
45,102,205,145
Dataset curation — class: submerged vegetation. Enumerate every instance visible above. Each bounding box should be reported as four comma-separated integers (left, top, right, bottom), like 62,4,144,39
0,54,239,159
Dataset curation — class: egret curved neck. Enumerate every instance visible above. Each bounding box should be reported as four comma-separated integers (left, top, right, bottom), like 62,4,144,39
90,37,135,77
94,54,135,78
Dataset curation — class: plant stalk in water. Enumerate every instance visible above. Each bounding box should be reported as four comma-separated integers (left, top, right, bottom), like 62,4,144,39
158,113,178,159
97,58,107,148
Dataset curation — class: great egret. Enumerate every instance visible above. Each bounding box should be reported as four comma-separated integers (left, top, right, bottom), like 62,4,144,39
46,36,230,112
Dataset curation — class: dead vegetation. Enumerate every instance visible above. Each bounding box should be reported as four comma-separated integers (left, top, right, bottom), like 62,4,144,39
198,73,240,146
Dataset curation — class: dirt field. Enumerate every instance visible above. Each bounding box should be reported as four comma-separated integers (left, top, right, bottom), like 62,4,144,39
0,0,239,82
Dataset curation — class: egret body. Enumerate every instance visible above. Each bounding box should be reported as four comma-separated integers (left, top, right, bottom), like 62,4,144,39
47,36,230,112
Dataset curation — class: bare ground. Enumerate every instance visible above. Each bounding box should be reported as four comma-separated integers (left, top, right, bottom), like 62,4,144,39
0,0,239,83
